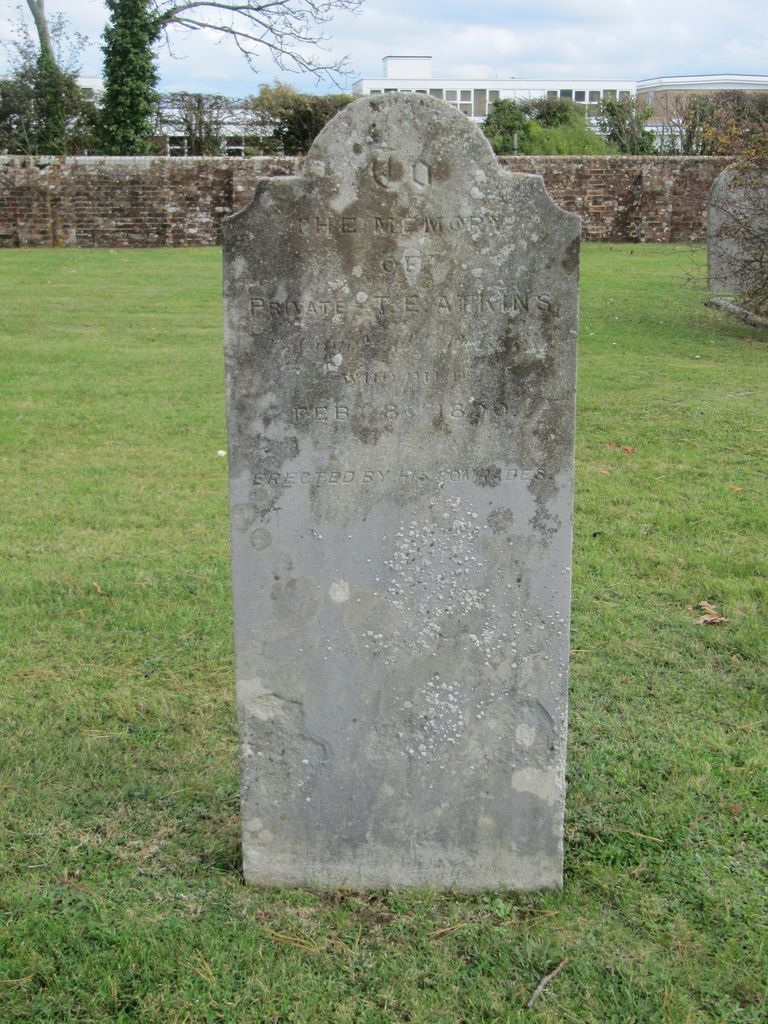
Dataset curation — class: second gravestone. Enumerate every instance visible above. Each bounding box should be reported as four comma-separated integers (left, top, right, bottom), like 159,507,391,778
224,94,579,890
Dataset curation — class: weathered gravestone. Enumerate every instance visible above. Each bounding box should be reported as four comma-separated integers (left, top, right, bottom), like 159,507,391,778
708,166,768,299
223,93,580,891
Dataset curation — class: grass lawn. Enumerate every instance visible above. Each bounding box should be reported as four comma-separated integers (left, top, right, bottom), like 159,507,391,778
0,243,766,1023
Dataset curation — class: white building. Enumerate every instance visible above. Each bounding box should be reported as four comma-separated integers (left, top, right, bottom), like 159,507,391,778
352,56,635,122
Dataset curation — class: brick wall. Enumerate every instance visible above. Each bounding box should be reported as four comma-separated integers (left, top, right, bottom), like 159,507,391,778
0,154,730,248
499,156,731,242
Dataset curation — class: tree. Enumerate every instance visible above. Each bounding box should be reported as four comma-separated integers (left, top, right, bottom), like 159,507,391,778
596,96,656,154
156,91,240,154
151,0,363,80
651,90,768,157
707,94,768,314
244,83,352,154
23,1,56,65
482,97,613,156
482,98,529,154
21,1,362,82
99,0,161,154
0,57,98,155
527,96,582,128
0,6,97,154
709,165,768,314
653,92,716,155
524,118,616,155
18,2,87,151
702,91,768,161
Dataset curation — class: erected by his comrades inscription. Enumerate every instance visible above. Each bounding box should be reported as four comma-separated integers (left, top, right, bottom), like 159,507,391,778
223,93,580,890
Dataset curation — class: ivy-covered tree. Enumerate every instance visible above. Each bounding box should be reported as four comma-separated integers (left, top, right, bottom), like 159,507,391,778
99,0,161,154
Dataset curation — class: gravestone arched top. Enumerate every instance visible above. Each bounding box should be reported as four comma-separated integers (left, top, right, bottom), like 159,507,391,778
306,92,504,200
231,93,575,238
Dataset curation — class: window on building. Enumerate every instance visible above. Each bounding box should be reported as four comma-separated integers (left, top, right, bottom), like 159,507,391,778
619,90,631,100
473,89,487,117
415,89,427,94
369,89,381,95
575,90,585,102
560,89,573,99
603,89,616,99
459,103,472,115
547,90,557,98
384,88,398,93
446,90,457,101
460,90,471,102
429,88,444,98
589,90,600,102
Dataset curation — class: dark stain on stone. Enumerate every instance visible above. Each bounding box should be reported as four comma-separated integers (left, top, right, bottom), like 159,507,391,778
432,404,449,432
474,465,501,487
487,508,515,534
240,694,332,806
561,236,580,274
430,157,452,183
467,401,484,427
235,434,301,516
530,500,561,541
269,576,322,630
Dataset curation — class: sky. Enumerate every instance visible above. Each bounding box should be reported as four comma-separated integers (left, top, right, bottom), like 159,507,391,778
0,0,766,97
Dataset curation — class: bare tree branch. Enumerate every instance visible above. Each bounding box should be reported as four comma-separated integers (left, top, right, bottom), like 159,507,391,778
151,0,363,81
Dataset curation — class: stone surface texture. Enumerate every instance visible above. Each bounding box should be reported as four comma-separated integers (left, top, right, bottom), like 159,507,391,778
708,166,768,295
223,93,580,891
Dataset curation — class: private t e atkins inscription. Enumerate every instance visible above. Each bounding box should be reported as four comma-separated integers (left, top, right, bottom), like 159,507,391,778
249,289,554,320
253,466,548,488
